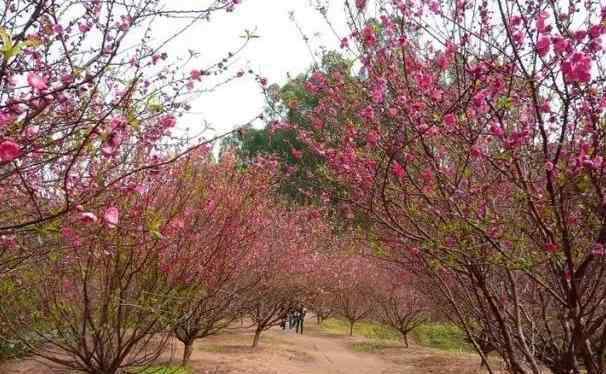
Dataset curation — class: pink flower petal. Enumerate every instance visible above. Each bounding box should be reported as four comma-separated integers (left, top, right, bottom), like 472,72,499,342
80,212,98,224
104,207,119,227
27,73,48,91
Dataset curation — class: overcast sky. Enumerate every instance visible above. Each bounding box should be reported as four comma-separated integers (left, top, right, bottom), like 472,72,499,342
154,0,349,138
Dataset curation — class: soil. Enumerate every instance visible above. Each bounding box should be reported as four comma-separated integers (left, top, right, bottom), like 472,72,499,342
0,320,504,374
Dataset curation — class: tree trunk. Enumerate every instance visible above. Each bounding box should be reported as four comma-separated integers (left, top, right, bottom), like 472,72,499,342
317,314,322,325
349,321,354,336
181,340,194,366
403,333,409,348
252,328,262,348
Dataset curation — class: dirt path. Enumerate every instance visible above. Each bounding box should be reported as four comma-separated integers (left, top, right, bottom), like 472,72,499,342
181,322,498,374
261,327,399,374
1,320,499,373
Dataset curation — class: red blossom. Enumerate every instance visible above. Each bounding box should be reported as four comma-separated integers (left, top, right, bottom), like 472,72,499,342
0,140,21,162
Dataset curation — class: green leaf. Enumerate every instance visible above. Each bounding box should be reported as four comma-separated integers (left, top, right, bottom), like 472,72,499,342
496,96,513,110
0,28,25,61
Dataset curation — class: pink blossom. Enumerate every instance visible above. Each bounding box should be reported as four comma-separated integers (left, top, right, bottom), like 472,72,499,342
356,0,367,10
340,37,349,49
473,90,487,108
359,105,375,122
392,162,405,178
592,243,606,256
118,16,131,32
103,207,119,227
443,113,457,127
545,161,554,172
490,123,504,137
80,212,98,224
536,11,549,34
110,116,128,130
171,218,185,230
102,144,116,157
133,184,145,195
552,37,570,55
291,149,303,160
429,1,441,13
544,242,559,253
536,37,551,57
416,73,433,90
191,69,202,81
362,25,377,47
26,126,39,138
27,73,48,91
562,52,592,83
589,24,605,39
371,79,387,103
366,131,379,146
470,146,481,158
160,115,177,129
62,227,81,248
0,140,21,162
574,30,587,42
510,16,522,27
78,23,91,33
0,112,14,127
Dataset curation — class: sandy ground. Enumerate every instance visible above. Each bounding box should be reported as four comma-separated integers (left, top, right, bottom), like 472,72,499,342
1,320,503,374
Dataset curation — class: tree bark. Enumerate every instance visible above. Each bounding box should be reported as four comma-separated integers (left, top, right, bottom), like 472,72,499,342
317,314,322,325
403,333,409,348
252,328,262,348
349,321,354,336
181,340,194,367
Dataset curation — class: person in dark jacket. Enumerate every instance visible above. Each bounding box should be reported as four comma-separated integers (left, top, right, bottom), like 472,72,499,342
288,310,295,329
296,306,306,334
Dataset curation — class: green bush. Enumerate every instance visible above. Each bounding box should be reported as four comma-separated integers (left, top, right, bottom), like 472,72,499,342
411,323,473,352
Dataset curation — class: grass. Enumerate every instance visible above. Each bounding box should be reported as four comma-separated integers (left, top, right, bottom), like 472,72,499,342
352,341,402,353
322,318,472,353
134,365,192,374
321,318,400,341
411,323,473,352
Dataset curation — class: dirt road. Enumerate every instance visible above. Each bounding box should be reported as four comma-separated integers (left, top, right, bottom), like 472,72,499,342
1,321,498,373
181,322,496,374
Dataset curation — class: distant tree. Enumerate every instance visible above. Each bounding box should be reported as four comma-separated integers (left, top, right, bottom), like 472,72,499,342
220,52,354,205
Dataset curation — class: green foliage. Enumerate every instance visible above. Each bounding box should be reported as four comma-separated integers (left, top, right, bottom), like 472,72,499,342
321,318,400,341
411,323,473,352
220,50,355,206
0,339,30,362
134,365,192,374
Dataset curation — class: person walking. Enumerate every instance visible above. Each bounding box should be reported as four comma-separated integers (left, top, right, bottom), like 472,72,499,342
293,309,300,332
296,306,306,334
288,310,295,329
280,311,287,330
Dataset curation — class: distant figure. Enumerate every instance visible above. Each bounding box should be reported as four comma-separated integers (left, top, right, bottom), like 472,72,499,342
296,306,306,334
280,311,287,330
288,310,295,329
293,309,300,331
